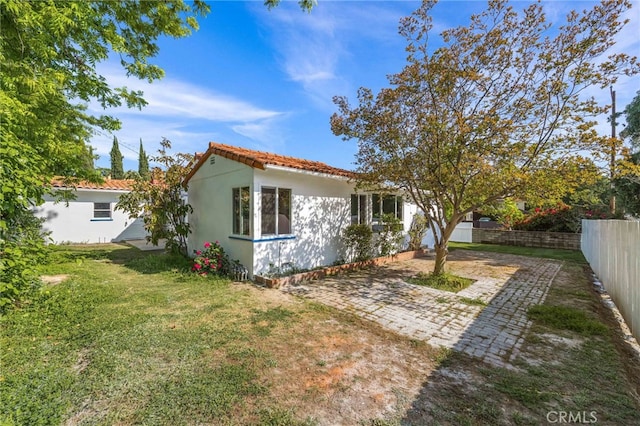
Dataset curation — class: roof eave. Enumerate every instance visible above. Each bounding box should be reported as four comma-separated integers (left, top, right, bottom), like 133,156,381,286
264,164,355,181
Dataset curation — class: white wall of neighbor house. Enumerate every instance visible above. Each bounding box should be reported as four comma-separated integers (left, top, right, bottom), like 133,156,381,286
252,167,354,276
34,189,146,244
187,154,255,271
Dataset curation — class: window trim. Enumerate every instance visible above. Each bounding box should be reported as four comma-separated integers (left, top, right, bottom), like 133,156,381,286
92,202,112,220
261,186,292,236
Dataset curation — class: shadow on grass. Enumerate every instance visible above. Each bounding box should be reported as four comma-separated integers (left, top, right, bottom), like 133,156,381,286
47,243,193,275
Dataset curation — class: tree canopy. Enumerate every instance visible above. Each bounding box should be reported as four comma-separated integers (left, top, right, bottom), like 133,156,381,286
0,0,208,306
117,139,193,256
331,0,638,274
622,90,640,149
0,0,209,227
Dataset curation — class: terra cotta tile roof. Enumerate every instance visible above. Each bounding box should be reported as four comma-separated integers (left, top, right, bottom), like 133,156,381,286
184,142,355,184
51,178,135,191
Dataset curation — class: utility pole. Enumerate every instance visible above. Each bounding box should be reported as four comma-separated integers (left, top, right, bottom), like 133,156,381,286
610,86,617,215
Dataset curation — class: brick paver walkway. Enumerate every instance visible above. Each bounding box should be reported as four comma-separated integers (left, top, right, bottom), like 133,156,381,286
283,252,562,369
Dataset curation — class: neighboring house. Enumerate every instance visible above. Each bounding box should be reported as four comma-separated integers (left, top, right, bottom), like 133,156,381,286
33,179,148,244
184,142,422,278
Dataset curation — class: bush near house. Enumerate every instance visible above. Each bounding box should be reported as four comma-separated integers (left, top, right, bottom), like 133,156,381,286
192,241,228,276
377,213,404,256
342,224,374,263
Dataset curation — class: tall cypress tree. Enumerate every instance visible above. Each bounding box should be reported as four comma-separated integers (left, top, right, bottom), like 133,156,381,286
138,138,150,180
110,136,124,179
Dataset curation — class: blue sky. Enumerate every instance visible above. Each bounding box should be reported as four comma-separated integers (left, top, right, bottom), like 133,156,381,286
90,0,640,172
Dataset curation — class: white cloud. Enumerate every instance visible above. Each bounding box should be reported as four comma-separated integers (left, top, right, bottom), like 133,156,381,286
87,63,291,169
252,2,416,109
92,66,283,122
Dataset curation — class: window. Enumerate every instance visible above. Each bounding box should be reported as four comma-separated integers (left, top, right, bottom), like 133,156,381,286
372,193,381,222
382,194,403,220
350,193,403,228
93,202,111,219
350,194,367,225
261,187,291,236
232,187,250,235
370,194,403,221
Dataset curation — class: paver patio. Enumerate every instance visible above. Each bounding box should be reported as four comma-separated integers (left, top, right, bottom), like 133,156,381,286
283,250,562,369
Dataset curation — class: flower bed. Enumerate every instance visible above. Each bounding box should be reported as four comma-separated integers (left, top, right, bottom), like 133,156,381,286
254,249,430,289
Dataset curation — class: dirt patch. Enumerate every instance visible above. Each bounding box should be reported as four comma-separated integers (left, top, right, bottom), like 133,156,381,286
261,318,440,424
41,274,70,285
383,249,521,282
231,283,440,424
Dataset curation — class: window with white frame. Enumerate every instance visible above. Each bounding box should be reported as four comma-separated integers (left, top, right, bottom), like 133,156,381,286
93,202,112,219
351,193,403,228
261,187,291,236
232,187,251,236
350,194,368,225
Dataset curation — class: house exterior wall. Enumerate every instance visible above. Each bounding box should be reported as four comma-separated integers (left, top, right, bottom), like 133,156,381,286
188,155,426,278
187,154,255,272
252,167,354,276
34,189,145,243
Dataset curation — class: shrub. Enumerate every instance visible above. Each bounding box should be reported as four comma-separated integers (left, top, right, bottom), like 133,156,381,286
377,213,404,256
496,199,525,230
342,224,373,263
407,213,428,251
514,204,581,233
515,203,618,233
0,208,49,310
192,241,231,277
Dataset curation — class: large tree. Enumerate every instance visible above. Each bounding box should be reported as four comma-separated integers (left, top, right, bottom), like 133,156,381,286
614,92,640,216
0,0,209,227
331,0,638,275
0,0,208,306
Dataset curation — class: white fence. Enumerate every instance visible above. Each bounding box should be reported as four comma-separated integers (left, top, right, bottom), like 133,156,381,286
450,222,473,243
581,220,640,342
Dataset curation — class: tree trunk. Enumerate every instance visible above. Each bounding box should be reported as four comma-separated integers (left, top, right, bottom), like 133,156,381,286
433,243,448,275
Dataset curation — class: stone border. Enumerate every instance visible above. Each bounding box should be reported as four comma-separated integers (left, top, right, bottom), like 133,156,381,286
254,249,430,289
471,228,581,250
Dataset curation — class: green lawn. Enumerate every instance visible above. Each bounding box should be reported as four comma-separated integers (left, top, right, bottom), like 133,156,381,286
1,243,638,425
449,241,587,263
0,245,320,425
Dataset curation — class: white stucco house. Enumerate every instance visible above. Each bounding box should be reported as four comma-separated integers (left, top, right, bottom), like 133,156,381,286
184,142,425,278
33,179,148,244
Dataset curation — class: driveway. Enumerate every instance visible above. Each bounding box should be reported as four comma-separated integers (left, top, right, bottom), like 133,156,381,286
283,250,562,369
